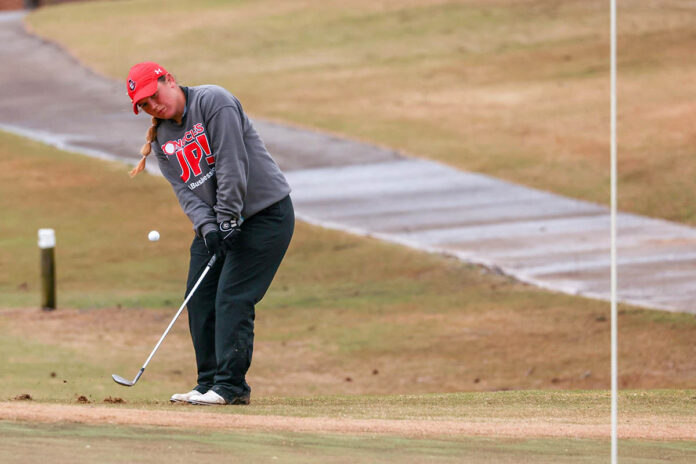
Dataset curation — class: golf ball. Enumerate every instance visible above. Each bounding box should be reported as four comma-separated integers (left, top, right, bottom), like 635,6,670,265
148,230,160,242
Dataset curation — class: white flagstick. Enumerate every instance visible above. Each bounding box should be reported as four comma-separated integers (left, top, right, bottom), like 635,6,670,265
610,0,618,462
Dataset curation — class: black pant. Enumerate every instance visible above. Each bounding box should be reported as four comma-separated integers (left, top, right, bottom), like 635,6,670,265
185,195,294,401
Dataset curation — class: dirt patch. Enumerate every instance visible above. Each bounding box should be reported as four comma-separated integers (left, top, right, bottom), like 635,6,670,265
13,394,31,401
0,401,694,441
75,395,90,404
103,396,125,404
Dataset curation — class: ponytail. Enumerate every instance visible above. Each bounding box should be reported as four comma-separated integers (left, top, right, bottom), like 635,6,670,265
130,116,160,177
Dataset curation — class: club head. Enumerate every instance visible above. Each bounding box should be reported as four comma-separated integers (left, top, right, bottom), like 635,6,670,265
112,374,134,387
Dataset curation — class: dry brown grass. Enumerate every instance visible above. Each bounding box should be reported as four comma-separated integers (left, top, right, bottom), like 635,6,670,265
26,0,696,224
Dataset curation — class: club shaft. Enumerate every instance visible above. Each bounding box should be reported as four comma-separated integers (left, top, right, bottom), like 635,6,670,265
140,255,216,371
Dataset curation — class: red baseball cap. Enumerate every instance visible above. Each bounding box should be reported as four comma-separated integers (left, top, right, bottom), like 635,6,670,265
127,62,168,114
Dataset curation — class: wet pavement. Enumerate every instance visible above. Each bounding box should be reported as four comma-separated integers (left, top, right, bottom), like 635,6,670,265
3,11,696,312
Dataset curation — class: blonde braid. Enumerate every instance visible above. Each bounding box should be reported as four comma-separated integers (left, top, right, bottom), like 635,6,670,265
129,116,160,177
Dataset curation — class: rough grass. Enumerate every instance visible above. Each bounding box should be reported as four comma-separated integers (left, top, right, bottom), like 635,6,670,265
25,0,696,225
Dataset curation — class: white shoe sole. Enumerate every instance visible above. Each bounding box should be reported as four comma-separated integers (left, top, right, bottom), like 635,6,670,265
171,397,196,404
187,398,225,405
170,391,205,403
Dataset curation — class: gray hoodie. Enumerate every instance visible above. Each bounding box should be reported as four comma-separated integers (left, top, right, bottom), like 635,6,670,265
153,85,291,237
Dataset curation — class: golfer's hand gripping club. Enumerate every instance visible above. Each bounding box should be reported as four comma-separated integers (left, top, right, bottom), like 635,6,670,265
111,254,217,387
204,218,242,258
219,218,242,253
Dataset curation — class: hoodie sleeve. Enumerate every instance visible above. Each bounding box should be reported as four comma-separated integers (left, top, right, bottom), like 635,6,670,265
154,145,218,237
202,93,249,223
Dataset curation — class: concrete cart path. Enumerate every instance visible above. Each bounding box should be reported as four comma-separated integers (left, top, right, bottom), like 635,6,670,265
2,11,695,313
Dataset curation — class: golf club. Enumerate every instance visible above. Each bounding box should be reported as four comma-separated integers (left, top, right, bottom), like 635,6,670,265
112,254,217,387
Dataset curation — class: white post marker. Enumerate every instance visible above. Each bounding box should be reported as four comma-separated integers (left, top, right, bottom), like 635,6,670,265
38,228,56,311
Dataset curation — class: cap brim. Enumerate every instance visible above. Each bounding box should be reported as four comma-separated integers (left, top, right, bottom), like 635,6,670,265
131,80,159,115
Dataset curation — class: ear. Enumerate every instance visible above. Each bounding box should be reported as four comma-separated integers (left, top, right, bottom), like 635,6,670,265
165,74,177,87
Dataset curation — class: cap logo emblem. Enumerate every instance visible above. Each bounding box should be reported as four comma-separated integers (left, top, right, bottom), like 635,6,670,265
154,68,163,75
128,79,136,91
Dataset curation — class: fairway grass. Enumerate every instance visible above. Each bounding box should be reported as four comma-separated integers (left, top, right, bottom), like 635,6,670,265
25,0,696,226
0,421,614,464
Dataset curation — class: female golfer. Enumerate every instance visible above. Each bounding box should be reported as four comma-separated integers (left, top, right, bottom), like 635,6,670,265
127,62,294,405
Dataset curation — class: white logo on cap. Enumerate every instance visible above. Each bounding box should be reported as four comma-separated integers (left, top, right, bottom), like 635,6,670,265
154,68,163,75
128,79,136,91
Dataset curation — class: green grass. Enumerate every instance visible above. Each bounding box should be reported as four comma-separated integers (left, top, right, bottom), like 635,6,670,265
3,421,696,464
25,0,696,225
0,421,594,464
